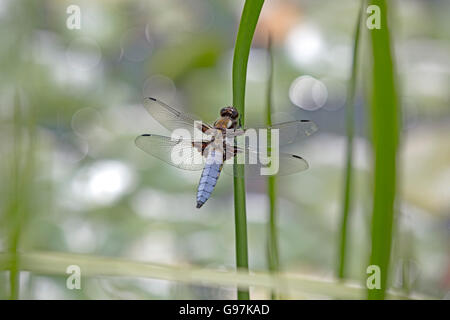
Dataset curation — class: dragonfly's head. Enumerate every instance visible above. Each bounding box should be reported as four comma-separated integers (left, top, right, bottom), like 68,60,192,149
220,106,239,120
218,106,239,129
211,106,240,131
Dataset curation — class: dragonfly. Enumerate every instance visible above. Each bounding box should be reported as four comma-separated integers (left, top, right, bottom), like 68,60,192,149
135,97,317,208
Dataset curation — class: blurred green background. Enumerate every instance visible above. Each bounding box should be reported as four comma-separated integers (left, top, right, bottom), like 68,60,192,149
0,0,449,299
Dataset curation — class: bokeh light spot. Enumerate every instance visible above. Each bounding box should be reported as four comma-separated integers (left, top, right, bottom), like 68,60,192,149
289,75,328,111
71,107,103,138
142,74,176,102
120,27,153,62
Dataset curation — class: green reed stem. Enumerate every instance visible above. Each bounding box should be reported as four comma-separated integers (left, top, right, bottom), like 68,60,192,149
337,1,364,279
232,0,265,300
367,0,400,299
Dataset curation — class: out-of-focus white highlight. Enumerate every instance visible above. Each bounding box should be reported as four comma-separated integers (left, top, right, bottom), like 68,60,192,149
289,75,328,111
72,160,135,205
285,24,323,68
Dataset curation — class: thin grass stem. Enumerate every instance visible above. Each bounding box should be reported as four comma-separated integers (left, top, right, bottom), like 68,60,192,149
265,36,280,300
337,1,364,279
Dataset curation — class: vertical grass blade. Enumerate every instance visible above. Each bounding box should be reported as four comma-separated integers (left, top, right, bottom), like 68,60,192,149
7,90,35,299
232,0,265,300
367,0,400,299
337,2,364,279
5,88,36,299
265,36,280,299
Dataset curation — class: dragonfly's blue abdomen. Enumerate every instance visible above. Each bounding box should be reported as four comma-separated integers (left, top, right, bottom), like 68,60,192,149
196,150,223,208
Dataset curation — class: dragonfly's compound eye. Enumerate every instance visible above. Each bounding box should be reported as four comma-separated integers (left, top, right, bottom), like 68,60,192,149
220,106,239,118
220,107,229,117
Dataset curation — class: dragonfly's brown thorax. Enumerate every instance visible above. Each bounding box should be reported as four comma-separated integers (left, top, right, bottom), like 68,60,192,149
194,106,240,161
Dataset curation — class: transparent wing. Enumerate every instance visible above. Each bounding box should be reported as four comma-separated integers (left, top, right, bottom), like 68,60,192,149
135,134,206,171
229,120,318,145
222,145,309,179
143,97,213,138
269,120,318,145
